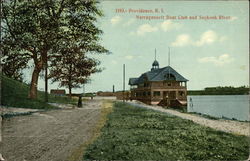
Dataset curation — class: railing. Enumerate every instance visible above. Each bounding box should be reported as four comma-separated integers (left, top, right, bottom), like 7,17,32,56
130,86,186,91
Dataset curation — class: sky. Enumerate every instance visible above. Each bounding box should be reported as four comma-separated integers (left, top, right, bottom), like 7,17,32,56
25,1,249,93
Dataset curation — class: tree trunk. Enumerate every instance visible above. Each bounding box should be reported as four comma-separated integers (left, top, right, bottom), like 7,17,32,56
28,64,42,99
29,49,47,99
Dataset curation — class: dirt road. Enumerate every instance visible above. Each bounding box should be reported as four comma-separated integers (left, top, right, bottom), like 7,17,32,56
0,100,103,161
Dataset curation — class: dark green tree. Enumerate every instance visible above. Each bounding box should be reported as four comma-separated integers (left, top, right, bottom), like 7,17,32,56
49,48,101,98
1,42,30,82
2,0,108,99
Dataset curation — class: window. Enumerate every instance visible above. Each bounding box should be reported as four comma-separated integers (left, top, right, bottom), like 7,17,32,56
165,74,176,80
147,92,151,96
153,91,161,96
168,83,171,86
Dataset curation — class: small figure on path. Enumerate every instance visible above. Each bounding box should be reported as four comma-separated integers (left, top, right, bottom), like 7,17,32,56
189,97,193,108
78,96,82,107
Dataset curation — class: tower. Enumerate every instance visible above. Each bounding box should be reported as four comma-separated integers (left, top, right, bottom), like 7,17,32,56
151,48,159,70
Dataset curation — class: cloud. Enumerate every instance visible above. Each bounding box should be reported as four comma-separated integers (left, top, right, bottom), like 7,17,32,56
195,30,218,46
198,54,234,66
171,30,226,47
171,34,192,47
136,24,158,36
125,55,134,60
160,20,181,32
111,16,122,25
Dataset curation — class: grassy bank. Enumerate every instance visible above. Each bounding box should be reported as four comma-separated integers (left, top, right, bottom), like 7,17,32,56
1,75,77,109
83,102,249,160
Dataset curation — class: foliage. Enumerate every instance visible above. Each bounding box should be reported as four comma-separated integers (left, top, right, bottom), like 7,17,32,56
1,75,77,109
83,102,249,160
188,86,249,95
1,43,30,82
49,48,102,96
2,0,109,99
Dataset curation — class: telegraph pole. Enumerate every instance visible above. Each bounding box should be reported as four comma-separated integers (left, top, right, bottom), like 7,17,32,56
45,53,48,102
82,83,85,96
123,64,125,103
168,47,171,79
155,48,156,61
168,47,170,66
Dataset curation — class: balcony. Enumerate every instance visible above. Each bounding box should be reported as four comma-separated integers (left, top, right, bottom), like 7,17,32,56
130,86,186,91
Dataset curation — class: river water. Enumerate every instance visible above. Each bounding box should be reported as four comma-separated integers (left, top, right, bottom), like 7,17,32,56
187,95,249,121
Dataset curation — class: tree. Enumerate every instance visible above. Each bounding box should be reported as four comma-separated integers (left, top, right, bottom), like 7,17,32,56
49,48,101,98
2,0,109,99
1,43,30,82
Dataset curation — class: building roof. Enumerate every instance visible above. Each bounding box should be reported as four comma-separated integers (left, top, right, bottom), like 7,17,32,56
129,78,138,85
50,89,66,94
129,66,188,85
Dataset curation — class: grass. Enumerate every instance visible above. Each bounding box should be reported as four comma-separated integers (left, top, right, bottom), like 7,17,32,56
83,102,249,160
1,75,77,109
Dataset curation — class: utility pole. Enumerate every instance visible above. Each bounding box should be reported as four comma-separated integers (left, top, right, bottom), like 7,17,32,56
45,53,48,102
168,47,170,66
155,48,156,61
82,83,85,96
168,47,170,80
123,64,125,103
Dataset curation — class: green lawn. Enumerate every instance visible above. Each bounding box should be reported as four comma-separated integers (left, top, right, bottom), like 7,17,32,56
1,75,77,109
83,102,249,160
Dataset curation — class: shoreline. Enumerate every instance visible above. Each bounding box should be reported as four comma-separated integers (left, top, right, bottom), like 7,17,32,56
125,100,249,136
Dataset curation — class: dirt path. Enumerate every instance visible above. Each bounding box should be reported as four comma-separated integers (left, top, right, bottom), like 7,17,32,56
0,100,103,161
127,101,250,136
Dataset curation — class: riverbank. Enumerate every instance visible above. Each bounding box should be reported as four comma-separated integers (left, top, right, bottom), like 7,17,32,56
127,101,249,136
83,102,249,160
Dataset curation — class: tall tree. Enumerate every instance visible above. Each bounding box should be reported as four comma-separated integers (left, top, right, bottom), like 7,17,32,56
2,0,109,99
49,48,101,98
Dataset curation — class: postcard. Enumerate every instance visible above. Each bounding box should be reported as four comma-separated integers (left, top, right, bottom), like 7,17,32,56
0,0,249,160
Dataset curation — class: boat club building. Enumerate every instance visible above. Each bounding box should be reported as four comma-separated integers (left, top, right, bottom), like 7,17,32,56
129,57,188,106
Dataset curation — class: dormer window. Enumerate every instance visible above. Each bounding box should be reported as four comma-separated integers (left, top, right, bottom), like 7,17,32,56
165,73,176,81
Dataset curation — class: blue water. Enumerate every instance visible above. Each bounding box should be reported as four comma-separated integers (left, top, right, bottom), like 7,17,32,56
187,95,250,121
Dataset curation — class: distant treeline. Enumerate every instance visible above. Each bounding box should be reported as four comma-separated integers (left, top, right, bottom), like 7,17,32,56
188,86,249,95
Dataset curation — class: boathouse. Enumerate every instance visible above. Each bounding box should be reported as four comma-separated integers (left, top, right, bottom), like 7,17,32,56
129,55,188,106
